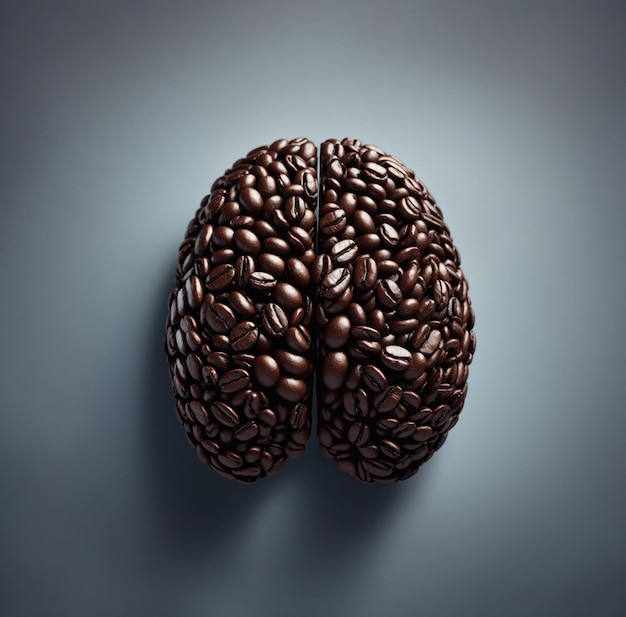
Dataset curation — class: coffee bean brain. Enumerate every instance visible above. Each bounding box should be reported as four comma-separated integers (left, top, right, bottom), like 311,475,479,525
165,137,476,483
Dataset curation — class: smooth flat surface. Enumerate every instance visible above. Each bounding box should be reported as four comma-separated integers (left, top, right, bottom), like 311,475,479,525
1,1,625,616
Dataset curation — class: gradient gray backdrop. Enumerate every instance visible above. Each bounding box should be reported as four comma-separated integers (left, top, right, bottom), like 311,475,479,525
1,1,625,616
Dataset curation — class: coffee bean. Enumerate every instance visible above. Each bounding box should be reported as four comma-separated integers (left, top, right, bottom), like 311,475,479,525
229,290,256,318
348,421,370,446
207,263,235,291
320,208,347,235
286,226,312,254
218,451,243,469
204,302,236,333
353,256,377,290
379,222,399,247
376,279,402,309
350,325,381,341
373,385,403,412
274,282,303,311
189,401,209,425
321,351,349,390
235,421,259,441
218,368,250,393
275,350,309,377
233,229,261,255
276,377,308,403
331,238,358,265
253,354,280,388
211,401,239,427
285,325,311,353
289,403,309,430
379,439,401,459
285,257,311,287
324,315,351,349
239,186,264,215
261,302,288,337
321,268,351,299
230,321,259,351
381,345,412,371
256,252,285,278
249,271,277,291
362,364,388,393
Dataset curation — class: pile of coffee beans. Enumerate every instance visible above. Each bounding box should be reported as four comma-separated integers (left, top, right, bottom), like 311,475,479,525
165,137,475,483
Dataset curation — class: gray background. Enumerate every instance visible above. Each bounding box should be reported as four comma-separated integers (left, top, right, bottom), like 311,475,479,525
1,1,625,616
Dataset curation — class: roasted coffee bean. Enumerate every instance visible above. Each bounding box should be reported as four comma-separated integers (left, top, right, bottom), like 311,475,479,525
285,257,311,287
321,351,349,390
239,186,264,215
211,401,240,427
204,302,236,333
321,268,351,299
351,257,376,293
319,208,347,235
253,354,281,388
276,377,307,403
261,302,288,337
233,229,261,255
362,364,388,393
248,271,277,291
207,263,235,291
376,279,402,309
324,315,351,349
218,368,250,393
229,321,259,351
331,238,359,265
285,325,311,353
274,282,303,311
275,350,309,377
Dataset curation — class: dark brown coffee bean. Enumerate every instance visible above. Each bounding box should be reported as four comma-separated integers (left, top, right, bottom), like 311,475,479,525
350,325,381,342
218,451,243,469
324,315,351,349
185,353,203,382
233,254,255,287
253,354,280,388
233,229,261,255
274,282,303,311
379,439,401,459
207,263,235,291
229,290,256,318
276,377,307,403
397,195,421,220
379,222,399,247
275,350,309,377
374,385,403,412
211,225,234,248
257,253,285,277
230,321,259,351
381,345,412,371
285,325,311,353
289,403,309,430
211,401,239,427
362,364,388,393
320,208,347,235
331,238,359,265
218,368,250,393
234,421,259,441
239,186,264,215
285,257,310,287
204,302,236,333
348,421,370,446
376,279,402,309
321,351,349,390
248,271,277,291
321,268,351,299
189,401,209,425
352,257,376,292
261,302,288,337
